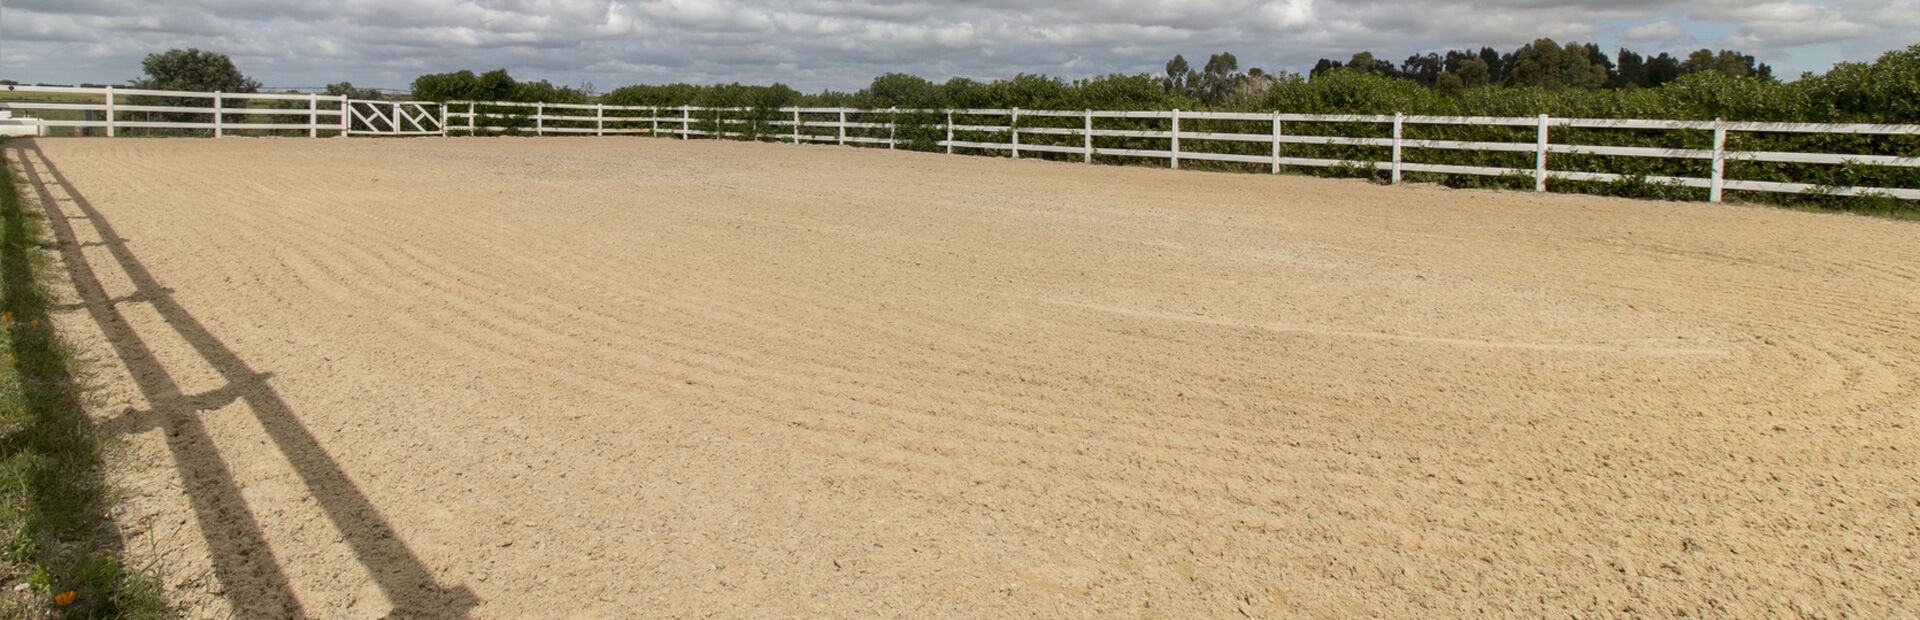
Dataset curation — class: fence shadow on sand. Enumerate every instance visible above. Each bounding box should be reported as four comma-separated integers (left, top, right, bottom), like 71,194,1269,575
8,139,478,618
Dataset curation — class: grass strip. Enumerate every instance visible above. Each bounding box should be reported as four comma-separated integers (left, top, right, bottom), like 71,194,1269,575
0,142,168,618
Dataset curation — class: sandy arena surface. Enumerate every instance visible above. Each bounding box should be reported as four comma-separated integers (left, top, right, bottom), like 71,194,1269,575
9,136,1919,617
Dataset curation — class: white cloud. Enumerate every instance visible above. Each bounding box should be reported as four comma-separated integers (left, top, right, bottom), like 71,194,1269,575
1255,0,1317,32
1623,20,1686,42
1862,0,1920,28
1686,0,1820,22
0,0,1912,91
1678,1,1872,54
1720,18,1869,49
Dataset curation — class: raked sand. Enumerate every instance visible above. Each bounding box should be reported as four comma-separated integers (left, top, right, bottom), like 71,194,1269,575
12,136,1918,617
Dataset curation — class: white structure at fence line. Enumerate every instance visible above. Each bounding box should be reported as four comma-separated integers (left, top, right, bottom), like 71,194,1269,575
3,84,1917,202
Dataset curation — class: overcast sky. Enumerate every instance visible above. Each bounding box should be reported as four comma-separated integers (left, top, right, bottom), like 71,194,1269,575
3,1,1915,93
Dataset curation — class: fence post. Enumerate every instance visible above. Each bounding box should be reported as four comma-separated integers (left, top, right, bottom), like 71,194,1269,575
714,108,721,140
307,93,319,138
596,104,605,137
105,86,117,138
650,106,658,137
1710,118,1727,203
946,111,954,154
1084,109,1093,163
535,102,545,136
1391,112,1404,184
837,109,846,146
341,96,351,135
889,107,897,149
213,92,225,138
1534,114,1550,192
467,102,477,133
681,106,690,139
1011,107,1020,159
793,108,801,143
1271,111,1281,174
1170,108,1181,170
439,103,448,137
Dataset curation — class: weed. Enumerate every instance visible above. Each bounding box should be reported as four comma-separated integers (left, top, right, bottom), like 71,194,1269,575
0,142,170,619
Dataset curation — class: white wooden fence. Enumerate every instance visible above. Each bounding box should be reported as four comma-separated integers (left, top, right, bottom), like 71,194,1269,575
4,84,1916,202
1,84,349,137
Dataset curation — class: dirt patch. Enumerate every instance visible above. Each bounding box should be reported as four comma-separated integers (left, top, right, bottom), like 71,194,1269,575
12,136,1919,617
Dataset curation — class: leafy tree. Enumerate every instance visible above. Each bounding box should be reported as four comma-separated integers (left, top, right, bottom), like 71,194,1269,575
1682,49,1773,80
1612,49,1684,88
1163,54,1194,96
698,83,800,109
1260,69,1435,114
603,83,701,106
1800,43,1920,122
1344,51,1396,76
129,48,260,93
410,69,585,103
1583,43,1616,82
1644,52,1684,87
985,74,1073,109
125,48,259,136
1197,52,1240,104
325,82,386,101
1655,71,1806,121
1456,57,1492,88
411,70,485,102
863,73,938,108
1075,73,1175,110
1503,38,1606,90
1310,58,1342,78
1614,49,1646,88
477,69,516,100
510,78,589,104
1160,52,1264,105
1239,67,1280,101
1479,47,1507,83
1401,53,1443,87
939,77,991,109
1435,57,1492,95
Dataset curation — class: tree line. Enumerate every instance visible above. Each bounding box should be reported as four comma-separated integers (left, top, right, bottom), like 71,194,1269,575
393,38,1780,112
117,41,1920,126
1309,39,1771,93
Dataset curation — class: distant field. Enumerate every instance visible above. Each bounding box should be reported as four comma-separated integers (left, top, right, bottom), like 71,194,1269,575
13,137,1918,617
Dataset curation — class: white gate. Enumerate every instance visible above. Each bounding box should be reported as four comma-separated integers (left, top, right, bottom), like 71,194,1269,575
346,100,442,136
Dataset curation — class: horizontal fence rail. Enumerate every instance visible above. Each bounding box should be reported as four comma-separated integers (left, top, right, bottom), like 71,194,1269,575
1,84,351,138
3,85,1917,202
